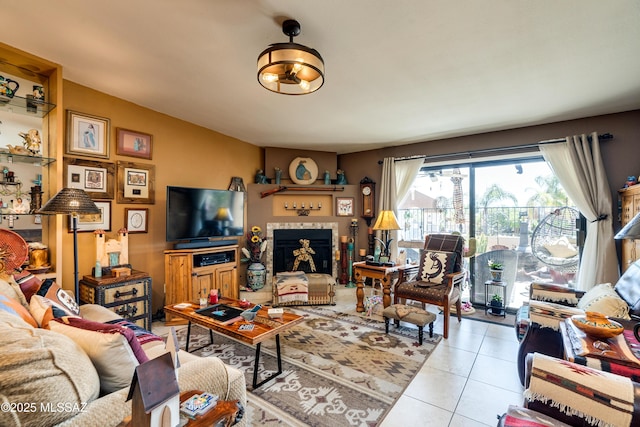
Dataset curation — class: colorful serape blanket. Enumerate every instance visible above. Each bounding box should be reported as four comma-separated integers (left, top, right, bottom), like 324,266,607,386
502,405,572,427
528,300,583,330
567,327,640,382
275,271,309,304
525,353,635,427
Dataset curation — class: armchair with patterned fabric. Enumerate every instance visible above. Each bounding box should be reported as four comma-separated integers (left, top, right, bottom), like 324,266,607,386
394,234,466,339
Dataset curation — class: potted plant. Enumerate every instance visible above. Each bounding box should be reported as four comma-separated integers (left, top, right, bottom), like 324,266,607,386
490,293,504,315
488,259,503,282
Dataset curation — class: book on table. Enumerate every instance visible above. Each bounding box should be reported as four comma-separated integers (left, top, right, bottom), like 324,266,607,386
196,304,244,325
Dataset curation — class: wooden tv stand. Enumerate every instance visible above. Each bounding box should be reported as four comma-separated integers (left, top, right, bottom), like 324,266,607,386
164,244,239,325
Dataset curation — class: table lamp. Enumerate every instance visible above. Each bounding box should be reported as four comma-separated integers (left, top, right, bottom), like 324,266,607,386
615,211,640,265
38,188,100,303
372,210,401,261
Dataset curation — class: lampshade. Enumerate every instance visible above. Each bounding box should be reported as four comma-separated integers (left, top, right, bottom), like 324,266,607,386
372,210,401,231
214,207,233,222
38,188,100,216
257,19,325,95
615,212,640,240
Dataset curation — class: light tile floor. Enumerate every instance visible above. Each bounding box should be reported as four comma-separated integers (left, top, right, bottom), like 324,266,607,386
155,285,525,426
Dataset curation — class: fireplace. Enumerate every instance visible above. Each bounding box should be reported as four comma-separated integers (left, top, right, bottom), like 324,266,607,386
266,222,338,286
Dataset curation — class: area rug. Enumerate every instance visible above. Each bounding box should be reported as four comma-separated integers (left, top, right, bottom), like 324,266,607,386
176,306,441,426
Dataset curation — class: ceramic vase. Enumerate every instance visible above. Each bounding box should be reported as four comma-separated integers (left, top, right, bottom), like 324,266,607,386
490,269,503,282
247,262,266,291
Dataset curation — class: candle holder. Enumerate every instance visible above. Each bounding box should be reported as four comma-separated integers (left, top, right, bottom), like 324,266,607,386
284,201,322,216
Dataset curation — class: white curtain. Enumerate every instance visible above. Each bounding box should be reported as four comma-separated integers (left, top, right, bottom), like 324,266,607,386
378,157,423,260
539,132,619,290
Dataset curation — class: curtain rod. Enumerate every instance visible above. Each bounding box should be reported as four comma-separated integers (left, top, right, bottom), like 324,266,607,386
379,132,613,164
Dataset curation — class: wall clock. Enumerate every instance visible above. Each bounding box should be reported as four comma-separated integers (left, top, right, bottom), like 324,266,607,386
360,177,375,226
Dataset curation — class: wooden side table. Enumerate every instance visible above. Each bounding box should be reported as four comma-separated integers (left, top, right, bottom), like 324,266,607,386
353,261,408,312
119,390,242,426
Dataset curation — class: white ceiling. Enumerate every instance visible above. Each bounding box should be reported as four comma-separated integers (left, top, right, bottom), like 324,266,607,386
3,1,640,154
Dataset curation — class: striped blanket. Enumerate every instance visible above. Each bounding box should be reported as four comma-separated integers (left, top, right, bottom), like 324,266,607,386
525,353,635,427
274,271,309,304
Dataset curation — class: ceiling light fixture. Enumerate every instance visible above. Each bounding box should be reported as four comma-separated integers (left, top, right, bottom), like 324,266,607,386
257,19,325,95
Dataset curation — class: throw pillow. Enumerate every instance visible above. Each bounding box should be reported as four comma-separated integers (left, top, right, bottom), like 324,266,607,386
35,279,80,316
13,270,43,303
29,295,78,327
419,250,457,284
0,311,100,427
0,292,38,327
577,283,631,320
49,316,148,394
544,236,578,258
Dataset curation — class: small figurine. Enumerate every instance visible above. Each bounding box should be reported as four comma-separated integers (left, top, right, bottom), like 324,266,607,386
625,176,638,188
254,169,268,184
336,169,347,185
18,129,42,156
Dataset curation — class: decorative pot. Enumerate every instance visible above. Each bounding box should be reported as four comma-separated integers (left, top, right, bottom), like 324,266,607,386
247,262,266,291
490,300,504,315
490,269,503,282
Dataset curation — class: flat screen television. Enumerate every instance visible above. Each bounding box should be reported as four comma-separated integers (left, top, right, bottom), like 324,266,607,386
166,186,244,244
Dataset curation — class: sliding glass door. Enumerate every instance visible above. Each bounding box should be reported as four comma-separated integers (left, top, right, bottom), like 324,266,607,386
398,157,580,311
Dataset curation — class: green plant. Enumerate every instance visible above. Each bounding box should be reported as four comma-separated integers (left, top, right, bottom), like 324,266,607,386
491,294,503,305
487,259,503,270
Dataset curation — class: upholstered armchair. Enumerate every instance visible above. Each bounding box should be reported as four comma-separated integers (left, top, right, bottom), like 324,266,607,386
394,234,466,338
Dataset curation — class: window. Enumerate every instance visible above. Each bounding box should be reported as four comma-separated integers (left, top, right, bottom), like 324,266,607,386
398,156,581,311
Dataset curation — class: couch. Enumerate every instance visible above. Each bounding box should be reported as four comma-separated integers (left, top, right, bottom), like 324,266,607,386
0,273,247,427
515,259,640,385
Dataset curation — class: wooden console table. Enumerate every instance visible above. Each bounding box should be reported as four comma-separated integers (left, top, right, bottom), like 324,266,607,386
353,261,411,313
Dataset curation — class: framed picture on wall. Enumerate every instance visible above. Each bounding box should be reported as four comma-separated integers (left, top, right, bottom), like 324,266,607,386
117,161,155,204
64,158,115,199
71,201,111,232
125,208,148,233
116,128,153,160
336,197,354,216
66,110,110,159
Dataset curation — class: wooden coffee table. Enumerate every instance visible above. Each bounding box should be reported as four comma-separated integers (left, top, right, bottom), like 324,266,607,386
164,298,304,389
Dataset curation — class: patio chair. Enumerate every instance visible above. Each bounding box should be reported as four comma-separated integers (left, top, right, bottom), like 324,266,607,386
394,234,466,338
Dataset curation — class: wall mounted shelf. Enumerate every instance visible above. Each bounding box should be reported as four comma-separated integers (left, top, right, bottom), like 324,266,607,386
0,95,55,117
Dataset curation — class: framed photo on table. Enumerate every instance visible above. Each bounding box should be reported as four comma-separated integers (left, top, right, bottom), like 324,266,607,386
116,128,153,160
117,161,155,204
336,197,354,216
70,201,111,232
66,110,110,159
125,208,148,233
64,158,115,199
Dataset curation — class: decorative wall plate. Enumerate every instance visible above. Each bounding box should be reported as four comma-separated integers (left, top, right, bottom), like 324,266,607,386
288,157,318,185
0,229,29,273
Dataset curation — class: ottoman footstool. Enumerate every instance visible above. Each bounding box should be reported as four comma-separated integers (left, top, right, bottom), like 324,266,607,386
382,304,436,345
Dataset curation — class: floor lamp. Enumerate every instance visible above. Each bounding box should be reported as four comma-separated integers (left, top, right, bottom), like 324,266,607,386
615,211,640,266
38,188,100,303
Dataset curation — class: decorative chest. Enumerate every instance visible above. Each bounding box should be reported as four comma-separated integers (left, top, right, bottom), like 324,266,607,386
79,270,152,330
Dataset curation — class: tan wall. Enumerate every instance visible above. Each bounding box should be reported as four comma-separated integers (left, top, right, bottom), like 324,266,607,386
339,109,640,258
62,81,261,314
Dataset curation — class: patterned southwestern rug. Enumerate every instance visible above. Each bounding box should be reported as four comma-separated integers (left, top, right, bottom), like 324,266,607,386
176,306,441,427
